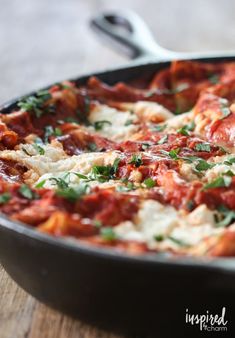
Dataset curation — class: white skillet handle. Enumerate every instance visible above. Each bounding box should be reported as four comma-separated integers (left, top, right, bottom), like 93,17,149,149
90,11,235,62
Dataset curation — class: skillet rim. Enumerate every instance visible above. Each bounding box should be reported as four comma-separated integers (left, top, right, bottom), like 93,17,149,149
1,56,235,274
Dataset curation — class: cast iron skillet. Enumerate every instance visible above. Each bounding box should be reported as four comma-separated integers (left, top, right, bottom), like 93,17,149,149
0,11,235,337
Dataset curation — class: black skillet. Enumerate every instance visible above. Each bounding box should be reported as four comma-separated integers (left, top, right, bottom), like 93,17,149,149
0,11,235,337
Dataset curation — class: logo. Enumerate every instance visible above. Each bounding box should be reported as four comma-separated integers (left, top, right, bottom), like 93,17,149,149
185,307,228,332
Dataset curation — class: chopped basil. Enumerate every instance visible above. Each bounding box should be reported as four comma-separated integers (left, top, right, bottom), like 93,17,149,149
142,143,151,150
65,117,79,124
93,120,112,131
215,205,235,227
219,146,228,154
75,96,91,125
33,138,45,155
169,148,180,159
100,227,117,241
154,234,190,247
18,90,52,118
157,135,168,145
223,170,235,177
144,90,155,98
44,125,62,143
177,121,195,136
195,143,211,152
221,107,231,119
154,234,164,242
203,175,232,190
84,96,90,114
113,158,121,174
186,200,194,211
0,192,11,204
174,105,182,115
160,148,180,160
208,74,219,84
22,147,31,156
49,177,69,189
35,180,46,188
116,182,136,192
177,126,190,136
129,154,143,167
94,220,102,228
19,184,38,199
219,97,231,119
56,184,90,201
195,159,214,171
168,236,190,247
124,119,134,126
58,83,73,90
152,124,167,132
73,173,88,179
180,155,201,163
90,159,119,182
224,157,235,165
143,178,156,188
87,142,97,152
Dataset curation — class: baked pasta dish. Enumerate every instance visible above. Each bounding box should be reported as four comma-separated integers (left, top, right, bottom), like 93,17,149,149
1,60,235,257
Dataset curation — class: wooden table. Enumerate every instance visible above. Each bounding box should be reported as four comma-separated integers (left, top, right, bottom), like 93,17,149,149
0,0,235,337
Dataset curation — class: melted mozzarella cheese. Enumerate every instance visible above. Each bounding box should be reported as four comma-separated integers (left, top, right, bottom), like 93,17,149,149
0,143,121,186
133,101,173,123
165,111,193,131
204,154,235,182
88,104,139,141
115,200,222,251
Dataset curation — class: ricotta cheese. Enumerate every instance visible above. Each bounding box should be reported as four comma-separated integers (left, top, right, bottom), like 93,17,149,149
0,143,121,186
88,104,139,141
115,200,222,251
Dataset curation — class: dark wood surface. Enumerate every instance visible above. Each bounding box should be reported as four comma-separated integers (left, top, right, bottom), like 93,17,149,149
0,0,235,337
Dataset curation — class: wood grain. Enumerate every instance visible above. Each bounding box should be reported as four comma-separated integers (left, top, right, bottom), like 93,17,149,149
0,0,235,337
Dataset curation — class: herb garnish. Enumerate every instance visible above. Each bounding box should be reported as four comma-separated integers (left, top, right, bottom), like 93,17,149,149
128,154,143,167
154,234,164,242
177,121,195,136
0,192,11,204
22,147,31,156
56,184,90,202
64,117,79,124
208,74,219,84
35,180,46,188
194,159,214,172
203,174,233,190
93,120,112,131
19,184,39,200
152,124,167,132
18,90,52,118
215,205,235,227
33,138,45,155
195,143,211,152
87,142,97,152
90,158,121,182
44,125,62,143
224,157,235,166
143,178,156,188
100,227,117,241
124,119,134,126
49,177,69,189
219,97,231,119
157,135,168,145
168,236,190,247
142,143,151,150
154,234,190,247
161,148,180,160
116,182,136,192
